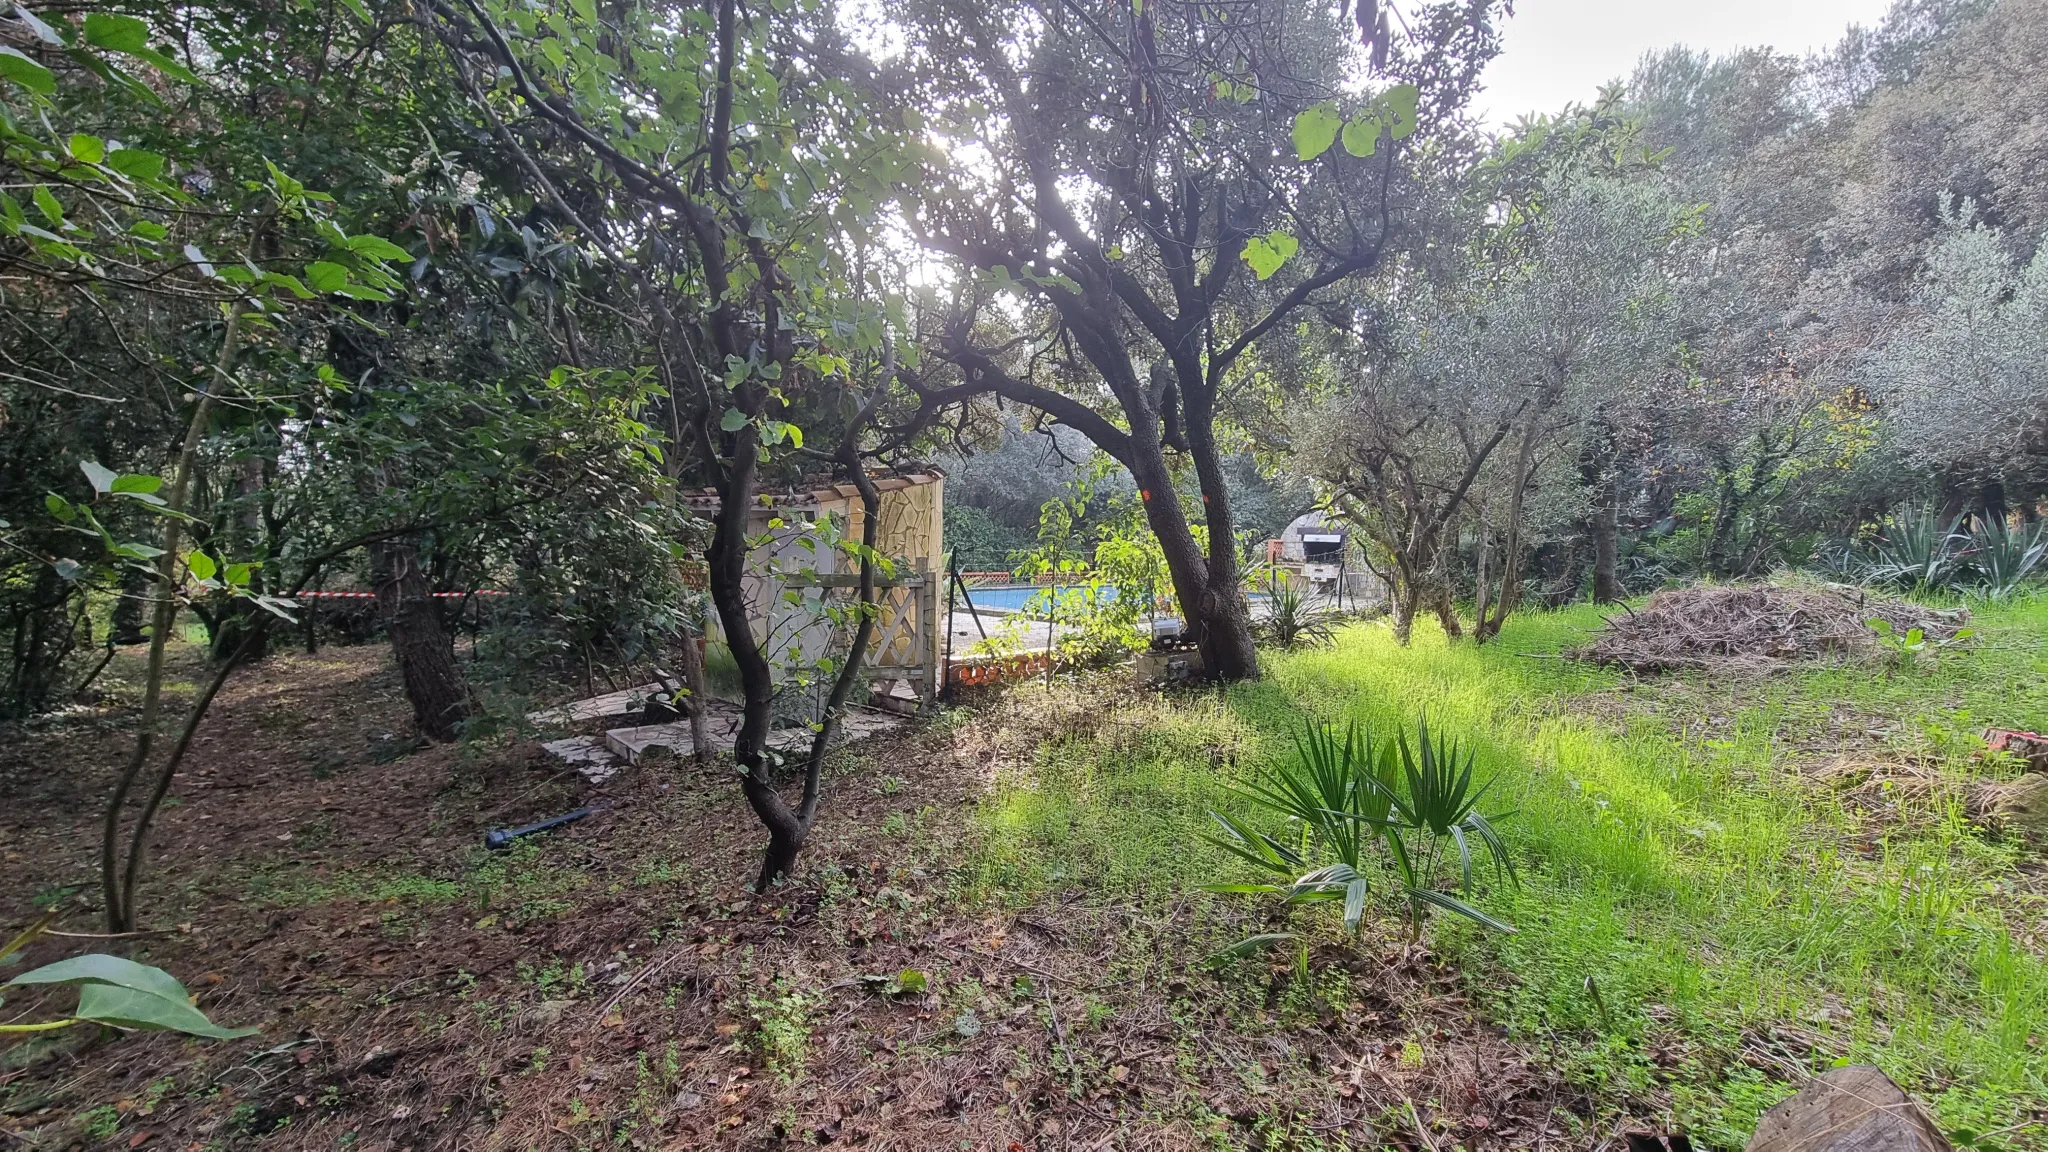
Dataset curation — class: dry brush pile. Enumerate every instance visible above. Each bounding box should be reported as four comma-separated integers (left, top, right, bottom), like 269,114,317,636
1567,584,1969,675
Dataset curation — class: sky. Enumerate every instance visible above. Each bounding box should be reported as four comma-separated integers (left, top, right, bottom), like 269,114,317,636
1465,0,1898,127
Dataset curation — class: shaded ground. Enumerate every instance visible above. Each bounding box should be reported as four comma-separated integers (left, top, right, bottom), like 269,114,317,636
1,643,1589,1151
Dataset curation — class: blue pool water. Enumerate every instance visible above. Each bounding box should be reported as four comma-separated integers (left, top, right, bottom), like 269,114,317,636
956,584,1114,615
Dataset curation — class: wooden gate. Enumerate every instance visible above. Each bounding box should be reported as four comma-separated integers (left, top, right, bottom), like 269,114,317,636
782,559,940,712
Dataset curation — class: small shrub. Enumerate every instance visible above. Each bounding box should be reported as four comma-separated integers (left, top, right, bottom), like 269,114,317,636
1968,519,2048,599
1868,617,1975,672
1256,577,1338,650
746,982,819,1081
1207,715,1516,958
1863,504,1969,591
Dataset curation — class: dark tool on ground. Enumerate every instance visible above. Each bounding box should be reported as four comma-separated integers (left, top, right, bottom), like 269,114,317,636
485,806,603,850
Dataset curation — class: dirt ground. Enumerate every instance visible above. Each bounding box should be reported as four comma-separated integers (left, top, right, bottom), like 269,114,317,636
1,643,1607,1151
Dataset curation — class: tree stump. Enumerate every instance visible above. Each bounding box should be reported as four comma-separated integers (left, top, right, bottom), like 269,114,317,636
1745,1066,1951,1152
1967,773,2048,839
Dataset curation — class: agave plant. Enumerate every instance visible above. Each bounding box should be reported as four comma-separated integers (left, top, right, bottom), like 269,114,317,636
1256,576,1339,650
1968,518,2048,599
1206,715,1515,958
1864,504,1970,591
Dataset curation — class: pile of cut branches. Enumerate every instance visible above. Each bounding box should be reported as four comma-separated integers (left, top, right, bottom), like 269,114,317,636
1568,584,1968,674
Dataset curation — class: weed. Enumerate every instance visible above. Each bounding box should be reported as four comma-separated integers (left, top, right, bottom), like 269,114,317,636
76,1104,119,1140
137,1076,174,1116
746,982,819,1082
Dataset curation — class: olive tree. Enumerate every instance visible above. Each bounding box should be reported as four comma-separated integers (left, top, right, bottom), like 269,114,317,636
894,0,1506,680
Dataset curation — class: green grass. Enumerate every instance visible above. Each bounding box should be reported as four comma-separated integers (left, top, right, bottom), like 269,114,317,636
243,836,590,926
967,594,2048,1147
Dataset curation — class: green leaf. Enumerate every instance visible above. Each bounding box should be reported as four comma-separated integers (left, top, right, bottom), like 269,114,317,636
109,474,162,496
893,969,927,994
262,271,312,299
83,12,150,53
0,47,56,95
1383,83,1420,140
1342,875,1368,932
1341,116,1382,158
185,551,216,581
345,234,411,261
1203,933,1297,967
1292,101,1343,161
304,261,349,293
1404,886,1515,933
339,0,373,22
1241,237,1280,280
224,562,256,588
108,149,166,182
44,493,75,522
79,460,117,494
32,184,62,227
720,407,749,433
74,983,257,1039
1240,231,1295,281
68,134,105,164
129,220,168,241
6,953,188,1001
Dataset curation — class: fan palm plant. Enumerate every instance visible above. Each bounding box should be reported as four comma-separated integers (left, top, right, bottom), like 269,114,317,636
1206,715,1516,959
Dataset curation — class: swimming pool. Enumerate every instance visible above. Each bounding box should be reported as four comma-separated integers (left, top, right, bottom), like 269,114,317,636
954,584,1274,617
954,584,1115,615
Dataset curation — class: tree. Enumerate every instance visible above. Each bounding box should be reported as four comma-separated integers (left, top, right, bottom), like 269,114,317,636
1313,173,1682,640
896,0,1506,680
1867,218,2048,503
420,0,937,888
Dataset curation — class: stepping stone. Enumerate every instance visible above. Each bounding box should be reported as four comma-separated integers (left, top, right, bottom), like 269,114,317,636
602,707,906,765
527,684,667,725
1745,1065,1951,1152
540,736,626,785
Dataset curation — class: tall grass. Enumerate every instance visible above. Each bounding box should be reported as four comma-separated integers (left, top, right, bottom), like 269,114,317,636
965,595,2048,1146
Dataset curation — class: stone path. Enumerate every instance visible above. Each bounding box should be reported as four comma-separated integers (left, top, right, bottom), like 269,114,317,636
535,693,907,784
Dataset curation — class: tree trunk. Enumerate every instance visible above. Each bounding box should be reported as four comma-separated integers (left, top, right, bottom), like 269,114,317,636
210,457,273,664
704,420,806,889
1591,474,1620,604
373,539,470,742
1472,519,1493,634
1707,468,1742,577
678,619,712,766
1128,445,1256,681
1181,379,1260,682
1480,419,1543,642
110,567,147,646
1583,420,1621,604
1391,590,1418,645
1433,584,1463,639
